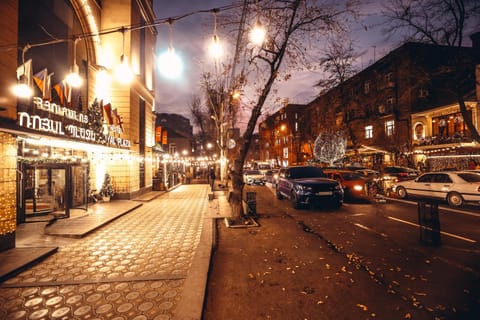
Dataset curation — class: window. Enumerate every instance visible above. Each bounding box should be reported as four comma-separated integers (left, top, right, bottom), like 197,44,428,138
419,88,429,98
385,72,394,83
385,120,395,136
364,81,370,94
386,96,395,107
365,125,373,139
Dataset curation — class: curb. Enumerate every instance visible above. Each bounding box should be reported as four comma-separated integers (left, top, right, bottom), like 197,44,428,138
173,216,215,320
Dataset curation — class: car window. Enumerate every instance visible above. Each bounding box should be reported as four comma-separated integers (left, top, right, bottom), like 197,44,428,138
417,174,434,183
432,174,452,183
289,167,325,179
342,173,362,180
457,173,480,183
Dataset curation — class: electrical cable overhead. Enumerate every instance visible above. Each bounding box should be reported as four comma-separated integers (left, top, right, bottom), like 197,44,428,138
0,3,242,52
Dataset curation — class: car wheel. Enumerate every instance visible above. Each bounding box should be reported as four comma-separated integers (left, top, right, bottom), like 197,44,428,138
331,200,342,209
291,192,301,209
276,188,283,200
396,186,408,199
447,192,463,207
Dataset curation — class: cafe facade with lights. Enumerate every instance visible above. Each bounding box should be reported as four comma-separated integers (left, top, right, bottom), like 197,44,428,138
0,0,158,252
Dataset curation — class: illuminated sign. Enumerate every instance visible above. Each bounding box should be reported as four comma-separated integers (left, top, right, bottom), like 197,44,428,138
17,97,130,148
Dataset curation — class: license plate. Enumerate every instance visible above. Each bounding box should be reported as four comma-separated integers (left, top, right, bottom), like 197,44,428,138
317,191,332,196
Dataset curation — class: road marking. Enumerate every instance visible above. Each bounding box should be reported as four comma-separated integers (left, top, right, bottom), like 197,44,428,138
354,223,388,238
389,198,480,218
387,216,477,243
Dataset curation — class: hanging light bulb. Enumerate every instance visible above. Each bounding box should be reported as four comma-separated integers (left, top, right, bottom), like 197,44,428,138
13,55,33,98
12,82,33,98
115,28,134,84
158,47,183,79
157,20,183,79
250,20,266,46
209,9,223,59
250,0,266,46
209,34,223,59
66,38,82,87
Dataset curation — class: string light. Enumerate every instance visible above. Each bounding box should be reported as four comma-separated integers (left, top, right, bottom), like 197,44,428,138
66,38,82,87
209,9,223,59
249,0,266,46
158,19,183,79
115,27,134,84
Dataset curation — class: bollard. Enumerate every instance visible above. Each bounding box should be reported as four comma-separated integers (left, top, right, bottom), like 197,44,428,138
417,200,441,245
246,192,257,217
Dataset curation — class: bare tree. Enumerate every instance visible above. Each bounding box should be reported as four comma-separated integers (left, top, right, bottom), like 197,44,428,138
222,0,359,221
381,0,480,143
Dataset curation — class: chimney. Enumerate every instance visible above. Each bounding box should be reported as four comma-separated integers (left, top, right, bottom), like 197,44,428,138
470,31,480,52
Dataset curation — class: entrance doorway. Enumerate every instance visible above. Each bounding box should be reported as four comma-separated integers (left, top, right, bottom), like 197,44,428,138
18,163,88,223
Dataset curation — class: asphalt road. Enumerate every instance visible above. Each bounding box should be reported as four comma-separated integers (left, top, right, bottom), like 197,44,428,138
252,183,480,319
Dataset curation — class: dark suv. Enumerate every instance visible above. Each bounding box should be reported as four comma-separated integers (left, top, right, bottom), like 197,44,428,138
276,166,344,209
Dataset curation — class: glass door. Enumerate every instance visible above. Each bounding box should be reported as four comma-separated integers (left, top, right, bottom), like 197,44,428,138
24,166,66,217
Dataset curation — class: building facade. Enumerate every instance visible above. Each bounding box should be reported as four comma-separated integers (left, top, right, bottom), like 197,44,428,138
259,40,480,171
0,0,157,252
259,104,307,167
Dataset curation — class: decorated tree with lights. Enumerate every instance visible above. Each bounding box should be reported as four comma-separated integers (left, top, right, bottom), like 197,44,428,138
215,0,359,221
313,130,347,166
87,98,106,145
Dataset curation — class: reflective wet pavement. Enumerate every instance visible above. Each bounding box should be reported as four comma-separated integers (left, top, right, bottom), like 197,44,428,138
0,185,213,320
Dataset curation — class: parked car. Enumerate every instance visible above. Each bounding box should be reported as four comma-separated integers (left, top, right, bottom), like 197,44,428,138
355,169,380,180
393,171,480,207
243,170,266,185
379,166,420,193
264,169,280,186
276,166,344,209
323,169,372,201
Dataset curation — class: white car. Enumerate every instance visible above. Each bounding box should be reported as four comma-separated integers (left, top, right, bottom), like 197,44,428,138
243,170,266,185
393,171,480,207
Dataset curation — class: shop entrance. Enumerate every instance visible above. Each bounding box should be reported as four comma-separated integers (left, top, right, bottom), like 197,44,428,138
18,163,88,223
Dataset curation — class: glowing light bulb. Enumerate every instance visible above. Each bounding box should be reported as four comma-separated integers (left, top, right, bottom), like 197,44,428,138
13,83,33,98
209,34,223,59
158,47,183,79
115,55,134,84
66,65,82,87
250,22,266,46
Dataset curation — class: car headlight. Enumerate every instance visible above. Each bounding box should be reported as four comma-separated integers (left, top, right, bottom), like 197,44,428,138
296,184,312,192
353,184,363,191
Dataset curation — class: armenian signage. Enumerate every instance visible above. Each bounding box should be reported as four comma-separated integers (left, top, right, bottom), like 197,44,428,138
17,97,131,148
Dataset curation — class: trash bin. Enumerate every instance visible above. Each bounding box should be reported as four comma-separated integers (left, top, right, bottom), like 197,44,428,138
417,200,441,245
152,178,162,191
246,192,256,217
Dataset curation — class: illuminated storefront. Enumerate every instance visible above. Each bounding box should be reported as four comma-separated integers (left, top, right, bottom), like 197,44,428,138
0,0,157,252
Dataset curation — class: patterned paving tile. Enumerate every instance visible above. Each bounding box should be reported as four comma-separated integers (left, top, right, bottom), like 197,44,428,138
0,185,209,320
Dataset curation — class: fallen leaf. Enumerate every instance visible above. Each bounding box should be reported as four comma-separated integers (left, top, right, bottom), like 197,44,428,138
356,304,368,311
404,313,411,319
317,300,324,305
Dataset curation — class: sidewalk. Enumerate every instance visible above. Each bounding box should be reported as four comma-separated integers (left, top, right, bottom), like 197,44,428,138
0,190,163,282
0,184,230,320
